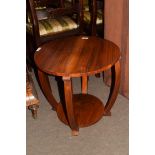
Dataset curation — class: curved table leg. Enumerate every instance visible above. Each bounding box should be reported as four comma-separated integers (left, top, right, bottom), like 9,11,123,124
104,61,121,116
38,70,58,111
82,75,88,94
63,77,79,136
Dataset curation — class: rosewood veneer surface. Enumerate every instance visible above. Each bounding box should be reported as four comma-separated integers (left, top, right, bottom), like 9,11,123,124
34,36,121,136
35,36,120,77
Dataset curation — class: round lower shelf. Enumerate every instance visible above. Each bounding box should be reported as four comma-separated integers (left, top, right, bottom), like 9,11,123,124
57,94,105,127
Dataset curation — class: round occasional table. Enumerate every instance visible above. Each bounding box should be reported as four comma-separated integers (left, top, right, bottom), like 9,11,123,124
34,36,121,136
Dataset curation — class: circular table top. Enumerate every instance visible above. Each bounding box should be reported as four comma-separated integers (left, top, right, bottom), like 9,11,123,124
34,36,120,77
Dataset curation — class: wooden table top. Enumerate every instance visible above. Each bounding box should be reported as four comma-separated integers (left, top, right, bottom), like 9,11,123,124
34,36,120,77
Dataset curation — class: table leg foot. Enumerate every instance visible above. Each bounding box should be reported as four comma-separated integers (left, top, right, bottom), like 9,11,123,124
103,111,111,116
31,109,38,119
72,130,79,136
28,105,39,119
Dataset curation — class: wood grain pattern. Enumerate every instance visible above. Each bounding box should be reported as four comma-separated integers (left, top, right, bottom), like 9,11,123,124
38,70,58,110
57,94,105,127
34,36,120,77
81,75,88,94
104,60,121,114
35,36,121,136
63,77,79,136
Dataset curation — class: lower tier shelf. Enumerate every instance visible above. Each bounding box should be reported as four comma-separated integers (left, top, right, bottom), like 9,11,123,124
57,94,105,127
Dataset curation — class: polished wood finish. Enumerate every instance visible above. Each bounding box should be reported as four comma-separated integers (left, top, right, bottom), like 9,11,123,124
63,77,79,136
57,94,105,127
88,0,104,77
38,70,58,110
81,75,88,94
35,36,121,135
34,36,120,77
26,0,84,68
104,61,121,115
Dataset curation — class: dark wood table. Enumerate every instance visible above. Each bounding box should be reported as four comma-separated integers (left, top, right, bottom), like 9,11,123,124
34,36,121,136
